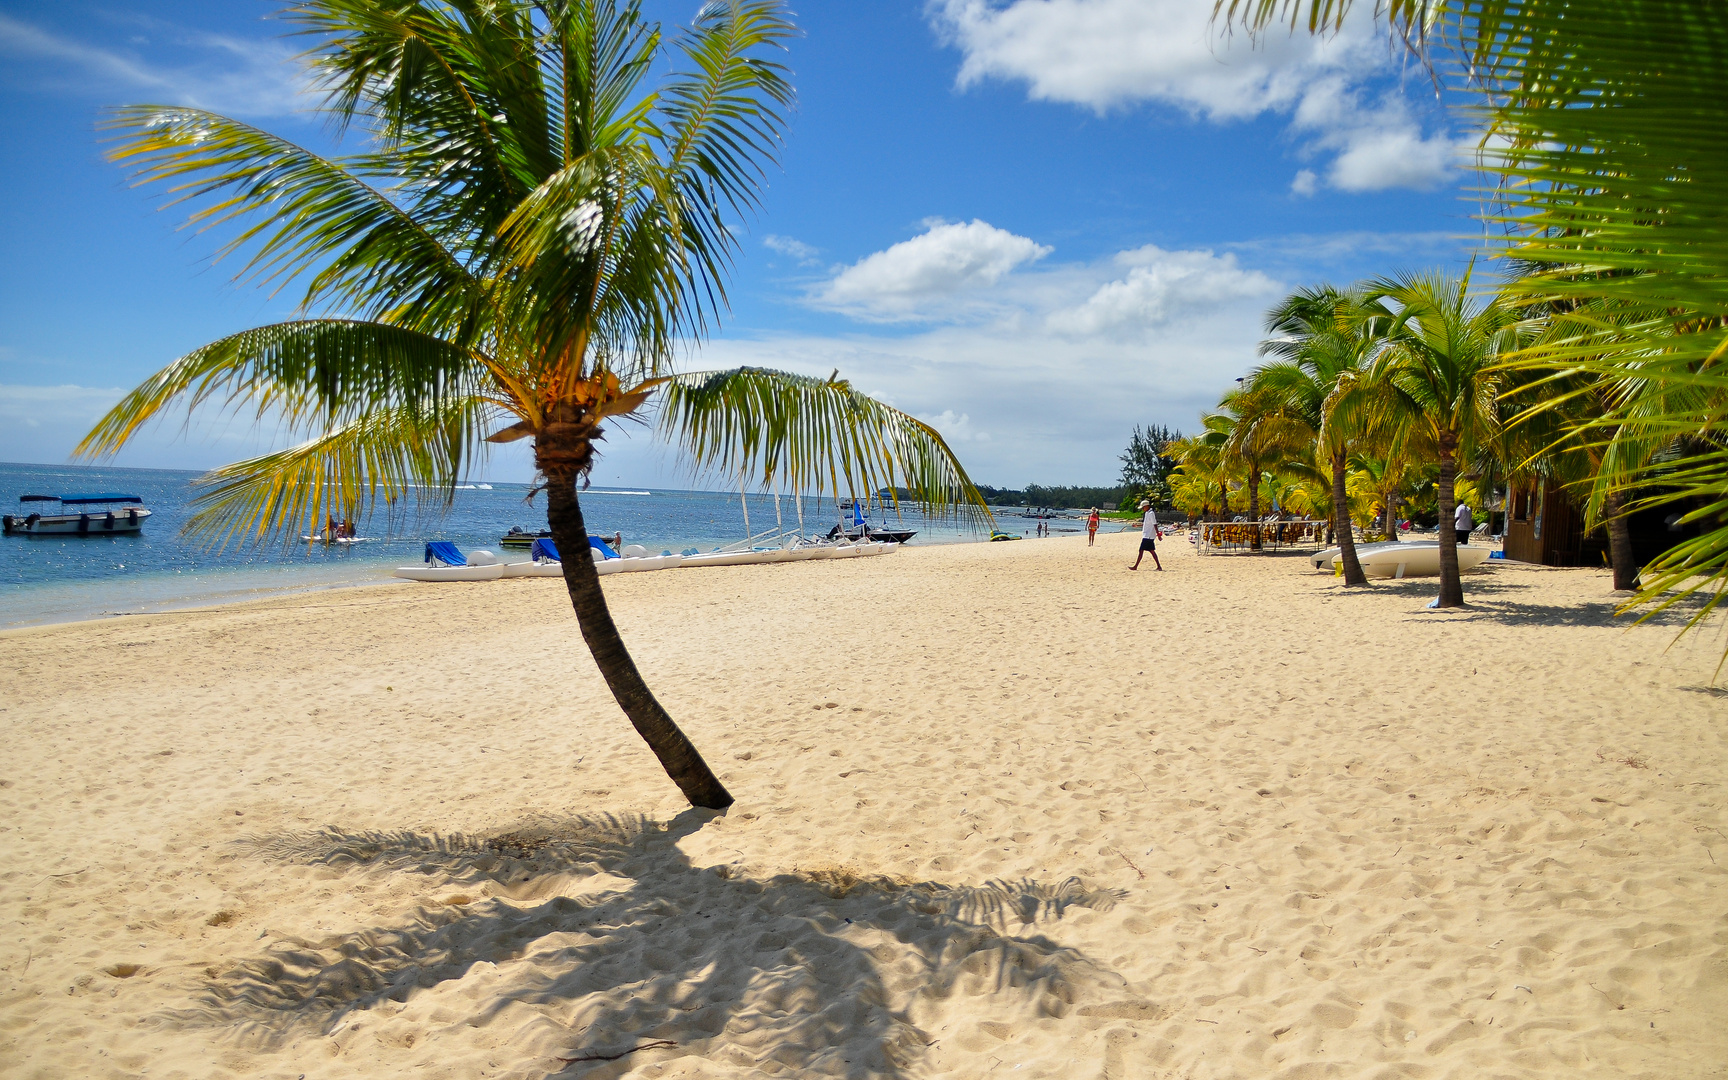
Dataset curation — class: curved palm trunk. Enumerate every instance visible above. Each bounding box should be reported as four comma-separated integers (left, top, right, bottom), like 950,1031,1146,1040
540,430,734,810
1247,467,1263,550
1435,441,1465,608
1331,452,1367,586
1604,485,1638,591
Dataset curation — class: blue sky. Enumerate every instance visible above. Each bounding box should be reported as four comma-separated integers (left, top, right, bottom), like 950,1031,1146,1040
0,0,1481,488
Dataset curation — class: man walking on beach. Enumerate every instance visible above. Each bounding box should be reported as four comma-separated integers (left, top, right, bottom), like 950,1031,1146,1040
1129,500,1162,571
1454,501,1473,542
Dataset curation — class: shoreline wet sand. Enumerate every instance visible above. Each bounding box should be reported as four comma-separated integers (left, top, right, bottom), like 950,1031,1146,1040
2,532,1724,1078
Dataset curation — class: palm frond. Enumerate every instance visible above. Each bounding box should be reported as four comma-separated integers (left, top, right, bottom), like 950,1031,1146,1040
182,396,491,546
75,320,487,460
657,0,796,334
1211,0,1439,46
658,367,992,525
102,107,490,332
292,0,554,215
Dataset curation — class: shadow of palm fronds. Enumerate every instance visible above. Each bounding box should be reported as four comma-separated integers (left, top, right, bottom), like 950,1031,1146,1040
786,867,1122,928
240,812,663,886
171,814,1134,1077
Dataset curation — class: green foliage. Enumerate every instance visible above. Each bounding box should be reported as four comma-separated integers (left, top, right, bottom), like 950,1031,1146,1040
78,0,988,540
973,484,1131,509
1118,424,1182,507
1213,0,1728,648
659,367,990,525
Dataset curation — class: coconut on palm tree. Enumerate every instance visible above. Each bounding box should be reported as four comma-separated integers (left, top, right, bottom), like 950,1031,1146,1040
76,0,988,809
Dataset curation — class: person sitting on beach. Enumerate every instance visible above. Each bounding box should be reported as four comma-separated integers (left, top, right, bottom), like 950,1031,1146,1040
1129,500,1162,571
1087,508,1100,546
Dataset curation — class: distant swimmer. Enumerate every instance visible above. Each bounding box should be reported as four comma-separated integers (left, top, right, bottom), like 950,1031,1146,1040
1129,500,1162,571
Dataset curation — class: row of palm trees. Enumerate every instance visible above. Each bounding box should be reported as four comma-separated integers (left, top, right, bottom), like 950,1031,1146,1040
1185,0,1728,637
1165,270,1516,606
1168,259,1721,613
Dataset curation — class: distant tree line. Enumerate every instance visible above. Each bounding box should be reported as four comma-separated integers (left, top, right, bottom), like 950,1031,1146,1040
972,484,1134,509
958,426,1183,510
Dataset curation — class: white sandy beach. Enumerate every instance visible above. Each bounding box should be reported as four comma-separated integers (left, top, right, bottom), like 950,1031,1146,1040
2,530,1725,1079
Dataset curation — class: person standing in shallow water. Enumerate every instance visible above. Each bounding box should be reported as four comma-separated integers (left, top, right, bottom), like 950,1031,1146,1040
1087,508,1100,546
1129,500,1162,571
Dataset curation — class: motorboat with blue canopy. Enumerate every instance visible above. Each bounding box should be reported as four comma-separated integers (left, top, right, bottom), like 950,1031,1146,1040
4,493,153,536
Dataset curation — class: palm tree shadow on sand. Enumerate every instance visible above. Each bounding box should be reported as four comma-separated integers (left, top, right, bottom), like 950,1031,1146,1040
170,810,1135,1077
1376,573,1721,629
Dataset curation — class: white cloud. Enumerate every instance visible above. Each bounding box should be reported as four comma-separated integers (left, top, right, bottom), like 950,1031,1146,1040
0,12,310,118
1047,246,1279,337
812,219,1051,321
1326,125,1461,192
920,409,990,443
0,384,123,432
928,0,1456,193
668,233,1313,486
931,0,1371,118
764,234,822,265
1290,83,1460,191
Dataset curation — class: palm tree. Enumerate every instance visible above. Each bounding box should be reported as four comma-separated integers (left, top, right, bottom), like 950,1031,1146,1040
75,0,988,809
1252,285,1390,585
1204,385,1310,550
1166,435,1228,522
1369,269,1519,607
1347,450,1421,543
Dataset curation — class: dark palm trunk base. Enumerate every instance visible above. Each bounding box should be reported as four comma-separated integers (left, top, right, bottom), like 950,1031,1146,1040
1331,454,1367,586
1604,486,1638,591
539,427,734,810
1434,446,1465,608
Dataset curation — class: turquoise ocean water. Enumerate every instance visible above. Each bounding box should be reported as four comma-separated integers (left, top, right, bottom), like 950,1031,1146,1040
0,461,1007,629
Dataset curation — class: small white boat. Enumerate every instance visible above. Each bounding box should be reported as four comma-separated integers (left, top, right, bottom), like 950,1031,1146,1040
614,552,685,573
679,547,784,568
572,543,683,575
5,493,152,536
394,544,506,581
502,558,563,578
1339,542,1492,579
1310,540,1404,570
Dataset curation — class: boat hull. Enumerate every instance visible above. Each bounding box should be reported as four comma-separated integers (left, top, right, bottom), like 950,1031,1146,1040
1310,540,1404,570
502,560,564,578
1338,543,1492,579
679,549,782,568
5,508,152,535
393,563,506,581
614,553,684,572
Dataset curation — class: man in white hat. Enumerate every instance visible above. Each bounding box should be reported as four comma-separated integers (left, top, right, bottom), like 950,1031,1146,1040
1129,499,1162,571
